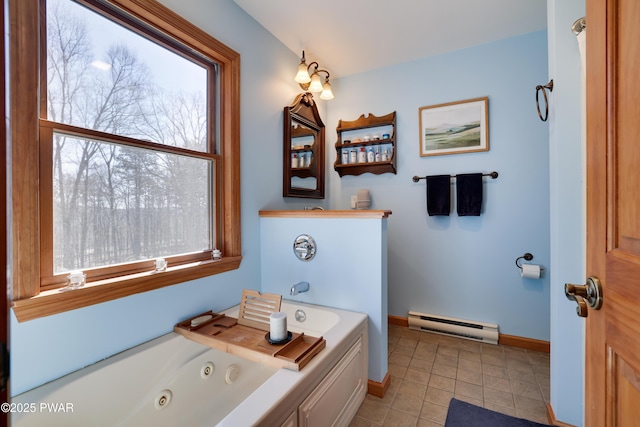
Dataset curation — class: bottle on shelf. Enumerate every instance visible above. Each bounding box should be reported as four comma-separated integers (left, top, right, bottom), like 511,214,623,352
292,154,298,168
350,149,357,164
375,148,381,162
358,147,367,163
367,148,374,163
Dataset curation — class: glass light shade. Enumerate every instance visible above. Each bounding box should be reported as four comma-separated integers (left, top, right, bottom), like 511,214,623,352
320,80,334,100
294,62,311,84
308,72,323,92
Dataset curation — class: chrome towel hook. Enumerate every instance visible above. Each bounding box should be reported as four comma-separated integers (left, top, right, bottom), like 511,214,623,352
535,80,554,122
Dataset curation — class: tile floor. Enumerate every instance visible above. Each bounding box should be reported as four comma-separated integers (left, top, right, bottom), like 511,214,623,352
350,324,551,426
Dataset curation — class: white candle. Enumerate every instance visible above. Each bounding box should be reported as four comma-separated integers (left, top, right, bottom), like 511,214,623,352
269,312,287,341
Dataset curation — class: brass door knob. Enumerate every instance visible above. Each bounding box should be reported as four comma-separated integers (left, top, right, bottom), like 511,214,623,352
565,277,603,318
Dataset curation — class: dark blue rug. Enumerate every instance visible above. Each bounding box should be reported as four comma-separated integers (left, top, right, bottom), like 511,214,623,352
445,398,551,427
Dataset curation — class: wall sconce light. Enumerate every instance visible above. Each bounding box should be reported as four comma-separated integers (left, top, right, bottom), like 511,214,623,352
294,50,334,100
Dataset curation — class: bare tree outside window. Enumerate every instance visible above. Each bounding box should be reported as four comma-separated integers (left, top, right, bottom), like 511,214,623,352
47,0,213,273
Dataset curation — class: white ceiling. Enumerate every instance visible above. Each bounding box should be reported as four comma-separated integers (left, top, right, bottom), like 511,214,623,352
232,0,547,79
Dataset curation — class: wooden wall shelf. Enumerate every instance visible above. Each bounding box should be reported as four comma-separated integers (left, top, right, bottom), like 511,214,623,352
334,111,397,177
258,210,392,219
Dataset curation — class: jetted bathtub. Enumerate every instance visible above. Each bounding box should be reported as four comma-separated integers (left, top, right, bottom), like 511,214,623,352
12,300,368,426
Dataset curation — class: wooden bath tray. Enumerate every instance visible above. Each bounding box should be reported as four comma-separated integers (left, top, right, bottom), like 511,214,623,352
174,311,326,371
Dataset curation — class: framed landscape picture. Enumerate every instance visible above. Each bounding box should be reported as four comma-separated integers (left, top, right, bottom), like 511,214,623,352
419,97,489,156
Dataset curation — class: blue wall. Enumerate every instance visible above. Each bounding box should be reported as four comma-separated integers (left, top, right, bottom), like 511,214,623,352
547,0,585,425
327,31,551,341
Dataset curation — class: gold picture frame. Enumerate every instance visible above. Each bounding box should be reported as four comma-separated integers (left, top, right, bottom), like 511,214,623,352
419,97,489,156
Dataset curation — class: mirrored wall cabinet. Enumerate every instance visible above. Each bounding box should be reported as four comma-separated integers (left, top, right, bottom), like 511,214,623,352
283,93,325,198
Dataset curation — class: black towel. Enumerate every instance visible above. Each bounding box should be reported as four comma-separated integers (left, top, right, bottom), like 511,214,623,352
456,173,483,216
426,175,451,216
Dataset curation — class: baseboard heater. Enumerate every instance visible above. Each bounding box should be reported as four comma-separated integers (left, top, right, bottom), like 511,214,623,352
408,311,499,345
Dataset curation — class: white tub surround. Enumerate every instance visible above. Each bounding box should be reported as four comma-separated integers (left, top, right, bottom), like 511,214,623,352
259,209,390,396
221,301,368,426
12,301,368,427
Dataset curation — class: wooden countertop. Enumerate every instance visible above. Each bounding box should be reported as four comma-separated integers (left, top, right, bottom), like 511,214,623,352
259,210,392,219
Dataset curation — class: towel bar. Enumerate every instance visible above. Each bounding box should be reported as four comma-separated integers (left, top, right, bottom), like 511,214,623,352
412,171,498,183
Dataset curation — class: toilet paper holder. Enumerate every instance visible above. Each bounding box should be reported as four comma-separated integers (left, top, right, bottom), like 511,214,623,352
515,253,544,271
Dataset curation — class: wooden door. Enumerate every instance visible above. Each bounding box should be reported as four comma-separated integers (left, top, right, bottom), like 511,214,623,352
1,1,8,426
585,0,640,425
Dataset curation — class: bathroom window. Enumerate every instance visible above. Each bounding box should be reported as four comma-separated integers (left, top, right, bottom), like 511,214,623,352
9,0,242,321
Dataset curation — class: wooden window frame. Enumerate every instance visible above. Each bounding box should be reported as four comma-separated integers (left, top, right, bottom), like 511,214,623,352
9,0,242,322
